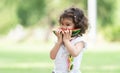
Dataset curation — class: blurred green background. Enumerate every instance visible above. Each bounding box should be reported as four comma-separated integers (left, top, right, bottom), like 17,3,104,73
0,0,120,73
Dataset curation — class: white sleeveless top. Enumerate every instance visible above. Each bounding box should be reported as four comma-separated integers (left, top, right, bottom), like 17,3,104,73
53,37,86,73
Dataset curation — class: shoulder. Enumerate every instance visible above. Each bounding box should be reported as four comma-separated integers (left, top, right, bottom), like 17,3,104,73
72,37,85,44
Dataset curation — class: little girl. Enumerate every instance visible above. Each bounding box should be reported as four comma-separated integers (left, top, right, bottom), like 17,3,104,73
50,7,88,73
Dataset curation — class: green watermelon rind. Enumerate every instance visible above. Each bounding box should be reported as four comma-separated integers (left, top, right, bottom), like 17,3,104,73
53,29,80,37
71,29,80,37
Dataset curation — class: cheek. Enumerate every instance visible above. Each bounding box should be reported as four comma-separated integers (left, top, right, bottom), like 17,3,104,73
68,25,75,29
60,25,65,29
67,27,74,30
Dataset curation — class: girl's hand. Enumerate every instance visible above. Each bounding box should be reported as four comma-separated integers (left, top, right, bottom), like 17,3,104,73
62,29,72,42
54,29,63,44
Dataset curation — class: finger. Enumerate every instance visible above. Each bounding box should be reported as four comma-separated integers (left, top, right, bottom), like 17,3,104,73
65,30,67,34
66,29,70,34
70,30,72,36
62,30,64,34
66,29,70,36
63,31,67,37
58,30,61,34
66,29,69,33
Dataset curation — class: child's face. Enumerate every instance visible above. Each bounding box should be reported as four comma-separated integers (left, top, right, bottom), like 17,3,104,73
60,18,75,30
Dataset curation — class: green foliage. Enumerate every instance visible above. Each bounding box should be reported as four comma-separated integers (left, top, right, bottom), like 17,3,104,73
0,5,18,34
0,22,17,34
97,0,115,27
98,0,120,41
17,0,46,27
0,0,46,34
102,25,120,41
0,0,87,34
45,0,87,27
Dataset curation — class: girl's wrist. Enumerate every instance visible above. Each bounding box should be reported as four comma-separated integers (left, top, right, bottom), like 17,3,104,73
63,39,70,43
57,40,62,44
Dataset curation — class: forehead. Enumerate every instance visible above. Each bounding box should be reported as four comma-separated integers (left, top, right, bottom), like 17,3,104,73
60,17,73,23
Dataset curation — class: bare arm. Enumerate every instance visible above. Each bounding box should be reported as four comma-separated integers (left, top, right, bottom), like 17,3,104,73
50,41,62,60
64,40,84,57
62,30,84,57
50,29,63,60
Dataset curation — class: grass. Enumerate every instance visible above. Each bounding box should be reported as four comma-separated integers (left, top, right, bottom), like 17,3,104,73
0,41,120,73
81,52,120,73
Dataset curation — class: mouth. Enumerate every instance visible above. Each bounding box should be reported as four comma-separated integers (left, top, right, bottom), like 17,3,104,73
53,28,80,37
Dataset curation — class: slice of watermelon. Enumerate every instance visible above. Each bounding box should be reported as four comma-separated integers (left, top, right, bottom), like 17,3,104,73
71,29,80,37
52,28,80,37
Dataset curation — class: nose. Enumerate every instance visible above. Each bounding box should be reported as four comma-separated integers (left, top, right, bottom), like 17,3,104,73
61,25,67,29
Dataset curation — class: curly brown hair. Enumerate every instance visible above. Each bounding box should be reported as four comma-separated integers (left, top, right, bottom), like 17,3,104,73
59,7,88,36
